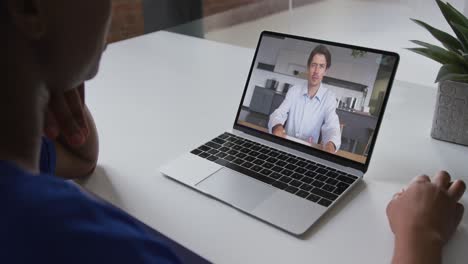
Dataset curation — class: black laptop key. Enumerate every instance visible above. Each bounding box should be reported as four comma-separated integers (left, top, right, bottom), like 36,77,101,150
271,166,283,172
307,194,320,202
244,156,255,162
326,178,338,185
258,154,268,160
337,181,350,189
242,142,253,148
316,175,328,182
299,183,313,192
236,153,247,159
311,188,338,201
318,198,332,207
260,169,272,176
316,168,328,174
311,180,325,188
306,164,318,171
191,149,202,155
269,151,280,158
290,180,302,187
286,157,299,164
291,173,303,180
233,158,244,165
207,155,218,162
263,162,274,169
225,155,235,161
251,165,262,172
251,145,261,151
215,152,227,159
259,148,270,154
334,187,347,195
281,169,293,176
294,167,306,174
272,181,287,190
199,145,210,152
279,176,292,183
221,161,274,185
242,162,254,169
227,149,239,156
199,152,210,158
270,172,282,179
212,138,225,145
301,177,313,184
285,186,298,194
219,147,230,153
285,164,297,171
224,142,234,148
278,154,289,160
276,160,287,167
253,159,264,166
337,175,355,184
305,170,317,178
326,171,339,178
207,149,219,155
296,190,309,198
267,157,278,163
232,145,242,151
322,184,335,192
296,161,308,167
206,142,221,149
249,151,260,157
218,133,230,139
239,147,250,153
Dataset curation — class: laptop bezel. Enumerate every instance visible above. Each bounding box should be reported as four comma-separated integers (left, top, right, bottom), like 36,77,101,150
232,30,400,173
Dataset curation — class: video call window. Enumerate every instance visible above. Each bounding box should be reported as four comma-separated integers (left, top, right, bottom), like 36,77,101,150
237,34,397,164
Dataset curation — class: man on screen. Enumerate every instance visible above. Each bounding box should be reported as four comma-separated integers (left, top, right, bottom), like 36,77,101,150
268,45,341,153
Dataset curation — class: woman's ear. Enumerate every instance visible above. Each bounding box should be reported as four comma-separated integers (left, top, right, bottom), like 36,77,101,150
7,0,46,39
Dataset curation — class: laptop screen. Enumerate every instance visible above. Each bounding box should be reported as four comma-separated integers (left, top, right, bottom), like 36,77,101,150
236,32,398,165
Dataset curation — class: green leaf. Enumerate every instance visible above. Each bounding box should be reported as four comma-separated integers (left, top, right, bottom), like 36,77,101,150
407,47,450,64
435,64,467,82
436,0,468,50
446,2,468,27
410,18,462,53
408,41,468,68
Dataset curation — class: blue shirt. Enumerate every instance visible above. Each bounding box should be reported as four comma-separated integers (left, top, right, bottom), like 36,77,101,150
268,83,341,150
0,138,181,264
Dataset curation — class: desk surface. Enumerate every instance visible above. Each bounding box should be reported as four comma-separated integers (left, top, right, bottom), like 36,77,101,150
83,31,468,264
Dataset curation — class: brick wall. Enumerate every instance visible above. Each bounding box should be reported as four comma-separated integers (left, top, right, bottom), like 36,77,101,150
203,0,260,16
108,0,144,43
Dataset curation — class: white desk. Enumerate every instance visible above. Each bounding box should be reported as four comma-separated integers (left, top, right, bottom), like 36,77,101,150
82,31,468,263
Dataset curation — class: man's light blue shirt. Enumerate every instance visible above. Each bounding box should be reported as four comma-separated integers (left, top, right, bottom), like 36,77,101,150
268,82,341,150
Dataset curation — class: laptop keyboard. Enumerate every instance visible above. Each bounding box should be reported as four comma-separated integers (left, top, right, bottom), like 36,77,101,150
190,133,358,207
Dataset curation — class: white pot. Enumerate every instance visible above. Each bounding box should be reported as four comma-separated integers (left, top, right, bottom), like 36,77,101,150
431,80,468,146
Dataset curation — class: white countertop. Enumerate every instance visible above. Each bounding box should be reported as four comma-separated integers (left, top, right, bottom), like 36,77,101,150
82,31,467,263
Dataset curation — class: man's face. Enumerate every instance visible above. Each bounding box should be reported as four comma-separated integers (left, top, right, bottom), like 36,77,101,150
39,0,112,90
307,54,328,88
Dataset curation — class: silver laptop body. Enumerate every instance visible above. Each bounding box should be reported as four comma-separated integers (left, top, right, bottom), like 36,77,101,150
160,31,399,235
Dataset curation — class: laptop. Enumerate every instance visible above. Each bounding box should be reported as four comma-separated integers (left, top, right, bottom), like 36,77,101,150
161,31,399,235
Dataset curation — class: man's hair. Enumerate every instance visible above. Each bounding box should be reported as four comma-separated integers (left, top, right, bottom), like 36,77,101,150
307,45,332,69
0,0,6,21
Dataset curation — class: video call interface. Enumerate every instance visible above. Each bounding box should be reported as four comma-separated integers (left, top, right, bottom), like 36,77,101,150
237,34,397,164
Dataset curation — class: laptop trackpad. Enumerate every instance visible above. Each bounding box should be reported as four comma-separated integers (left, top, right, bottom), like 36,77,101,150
196,168,276,212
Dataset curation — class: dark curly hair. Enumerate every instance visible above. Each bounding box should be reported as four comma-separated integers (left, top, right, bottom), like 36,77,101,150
0,0,6,21
307,45,332,70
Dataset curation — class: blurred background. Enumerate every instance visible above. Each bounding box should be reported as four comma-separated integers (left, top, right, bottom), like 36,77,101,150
108,0,468,87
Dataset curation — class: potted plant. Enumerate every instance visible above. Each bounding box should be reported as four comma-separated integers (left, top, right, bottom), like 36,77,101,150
409,0,468,146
